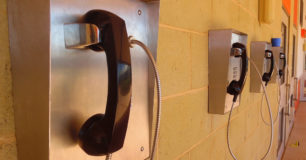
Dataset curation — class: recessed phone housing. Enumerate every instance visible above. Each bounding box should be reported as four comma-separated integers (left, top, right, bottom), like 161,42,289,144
250,42,274,92
208,29,248,114
270,47,280,83
271,47,286,84
8,0,160,160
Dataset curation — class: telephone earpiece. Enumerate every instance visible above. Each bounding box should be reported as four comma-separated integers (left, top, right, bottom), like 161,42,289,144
262,50,274,86
227,43,248,102
279,70,283,77
227,81,242,96
77,10,132,156
262,73,271,82
78,114,108,155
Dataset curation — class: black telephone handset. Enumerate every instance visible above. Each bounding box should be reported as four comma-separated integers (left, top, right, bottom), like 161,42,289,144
279,53,286,77
227,43,248,102
262,50,274,86
78,10,132,156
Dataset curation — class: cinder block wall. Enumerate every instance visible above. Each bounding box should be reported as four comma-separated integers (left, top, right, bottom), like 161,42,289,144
0,0,17,159
0,0,293,160
156,0,282,159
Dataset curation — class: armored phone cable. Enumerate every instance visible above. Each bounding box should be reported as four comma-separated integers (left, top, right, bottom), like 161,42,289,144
104,37,161,160
129,37,161,160
260,63,281,126
227,58,273,160
227,102,238,160
105,154,112,160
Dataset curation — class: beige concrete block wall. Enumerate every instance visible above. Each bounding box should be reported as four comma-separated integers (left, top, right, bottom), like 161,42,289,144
156,0,282,159
0,0,17,159
0,0,292,160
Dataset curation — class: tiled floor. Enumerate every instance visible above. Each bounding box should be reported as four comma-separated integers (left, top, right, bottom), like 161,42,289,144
282,102,306,160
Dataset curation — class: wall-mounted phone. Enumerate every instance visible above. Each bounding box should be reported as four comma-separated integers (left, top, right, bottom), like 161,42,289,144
208,29,248,114
64,10,132,156
279,52,286,84
250,42,274,93
63,9,162,160
8,0,160,159
271,47,286,84
223,39,274,160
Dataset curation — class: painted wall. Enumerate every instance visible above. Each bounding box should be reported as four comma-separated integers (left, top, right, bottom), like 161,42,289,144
297,0,305,78
284,0,292,14
156,0,282,159
1,0,301,159
0,0,17,159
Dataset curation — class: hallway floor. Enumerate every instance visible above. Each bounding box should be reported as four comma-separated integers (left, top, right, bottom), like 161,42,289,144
283,102,306,160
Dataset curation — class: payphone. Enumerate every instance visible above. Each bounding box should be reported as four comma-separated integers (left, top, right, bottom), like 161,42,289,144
208,29,248,114
209,31,274,160
250,42,274,92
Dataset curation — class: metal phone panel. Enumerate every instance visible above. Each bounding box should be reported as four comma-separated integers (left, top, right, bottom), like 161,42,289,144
9,0,159,160
271,47,280,83
50,1,159,160
271,47,285,84
279,48,286,85
250,42,272,93
208,29,247,114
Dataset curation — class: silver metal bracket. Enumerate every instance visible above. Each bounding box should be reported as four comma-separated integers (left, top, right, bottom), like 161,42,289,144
64,23,100,49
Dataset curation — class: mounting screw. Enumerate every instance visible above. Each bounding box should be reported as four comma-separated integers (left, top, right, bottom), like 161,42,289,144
138,9,142,15
140,146,144,151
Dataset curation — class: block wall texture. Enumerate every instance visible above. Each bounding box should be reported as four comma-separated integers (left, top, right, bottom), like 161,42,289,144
0,0,17,159
0,0,298,160
155,0,286,159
